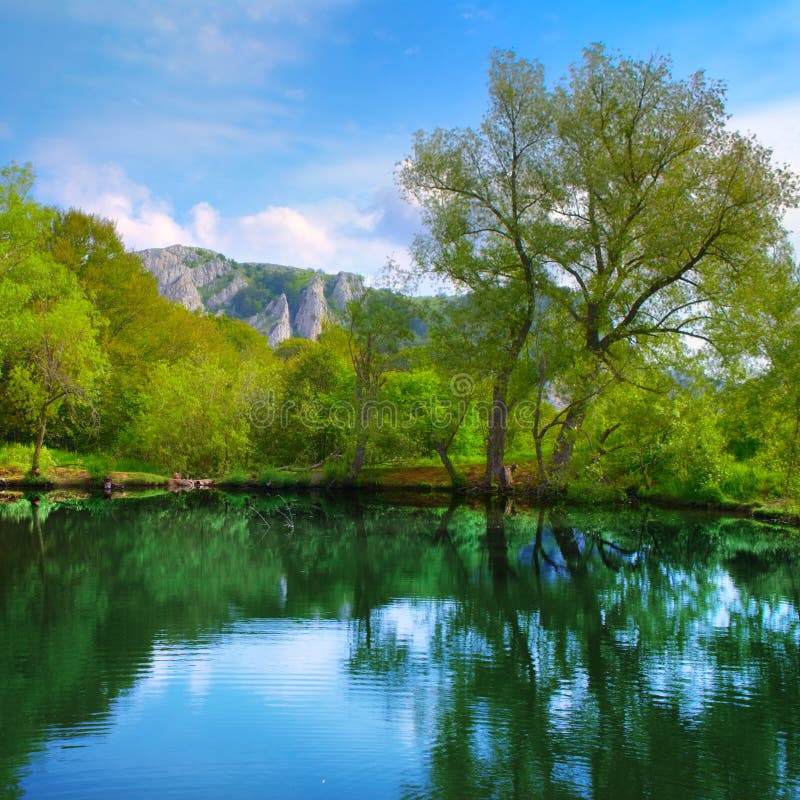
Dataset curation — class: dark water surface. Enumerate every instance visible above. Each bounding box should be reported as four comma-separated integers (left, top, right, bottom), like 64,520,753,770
1,491,799,799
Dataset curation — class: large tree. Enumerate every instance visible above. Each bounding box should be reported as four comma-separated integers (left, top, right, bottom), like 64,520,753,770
543,45,797,470
345,288,414,481
401,47,797,487
0,165,108,472
400,52,556,489
6,290,107,472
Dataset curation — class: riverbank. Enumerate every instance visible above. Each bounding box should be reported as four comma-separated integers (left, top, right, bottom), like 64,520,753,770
2,456,799,529
0,469,169,491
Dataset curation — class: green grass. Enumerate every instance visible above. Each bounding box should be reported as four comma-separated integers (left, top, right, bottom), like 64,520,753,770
0,443,55,475
219,466,313,487
0,444,168,485
4,442,799,516
46,449,167,478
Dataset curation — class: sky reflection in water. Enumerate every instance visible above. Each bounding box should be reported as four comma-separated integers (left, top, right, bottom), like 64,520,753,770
1,492,798,799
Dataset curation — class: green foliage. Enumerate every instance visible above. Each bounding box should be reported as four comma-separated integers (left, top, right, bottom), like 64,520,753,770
228,264,317,317
0,39,799,502
401,46,797,488
344,288,417,478
124,356,251,475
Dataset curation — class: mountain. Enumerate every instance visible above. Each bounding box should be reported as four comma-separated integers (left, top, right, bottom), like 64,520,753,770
136,245,364,346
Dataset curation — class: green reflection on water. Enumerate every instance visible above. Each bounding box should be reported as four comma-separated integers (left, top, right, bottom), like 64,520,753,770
1,492,799,799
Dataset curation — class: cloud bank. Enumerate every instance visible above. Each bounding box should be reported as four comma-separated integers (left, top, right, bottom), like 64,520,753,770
731,96,800,253
35,152,418,277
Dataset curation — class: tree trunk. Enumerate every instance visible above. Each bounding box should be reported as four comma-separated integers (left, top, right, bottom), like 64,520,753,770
347,441,367,483
549,405,585,479
347,385,369,483
531,360,548,484
485,381,510,490
483,309,533,491
533,432,546,484
32,408,48,474
784,405,800,496
431,436,461,487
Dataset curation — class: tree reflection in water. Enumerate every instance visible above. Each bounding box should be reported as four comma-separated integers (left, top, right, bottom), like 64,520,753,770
347,499,800,800
0,492,798,799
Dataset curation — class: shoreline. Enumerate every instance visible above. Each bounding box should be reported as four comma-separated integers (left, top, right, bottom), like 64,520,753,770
2,472,799,529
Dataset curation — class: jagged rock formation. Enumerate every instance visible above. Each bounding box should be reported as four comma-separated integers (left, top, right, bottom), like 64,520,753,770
138,245,233,311
331,271,357,311
206,275,245,311
247,294,292,347
293,275,328,340
136,245,364,346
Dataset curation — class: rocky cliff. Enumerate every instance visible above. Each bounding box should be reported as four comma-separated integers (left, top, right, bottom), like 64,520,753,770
246,294,292,348
137,245,364,346
293,274,328,340
137,245,234,311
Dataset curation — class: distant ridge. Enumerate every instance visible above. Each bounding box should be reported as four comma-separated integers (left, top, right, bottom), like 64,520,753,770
136,245,364,346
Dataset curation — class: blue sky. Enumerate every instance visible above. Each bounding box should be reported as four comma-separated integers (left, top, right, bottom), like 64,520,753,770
1,0,798,277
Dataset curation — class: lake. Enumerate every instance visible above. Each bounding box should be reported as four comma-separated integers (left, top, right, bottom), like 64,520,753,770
1,491,799,799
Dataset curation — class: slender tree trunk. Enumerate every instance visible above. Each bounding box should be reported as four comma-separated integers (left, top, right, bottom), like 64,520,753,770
531,360,548,484
533,435,546,483
784,406,800,497
483,313,533,491
348,439,367,483
431,435,460,487
347,385,369,483
485,380,511,490
32,408,48,473
549,405,585,479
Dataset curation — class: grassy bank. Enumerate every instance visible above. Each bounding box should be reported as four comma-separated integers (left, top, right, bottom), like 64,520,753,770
0,444,168,488
2,445,798,527
358,462,800,527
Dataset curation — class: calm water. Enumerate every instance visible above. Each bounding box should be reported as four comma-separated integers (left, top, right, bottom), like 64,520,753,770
1,491,799,799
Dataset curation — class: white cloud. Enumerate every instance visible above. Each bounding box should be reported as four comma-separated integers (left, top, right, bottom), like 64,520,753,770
192,200,413,274
732,97,800,169
730,95,800,253
34,153,412,277
35,147,189,244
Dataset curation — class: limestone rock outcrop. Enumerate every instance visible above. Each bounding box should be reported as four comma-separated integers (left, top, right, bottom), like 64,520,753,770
331,270,363,311
293,275,328,340
247,294,292,347
136,245,367,346
206,275,245,311
138,245,233,312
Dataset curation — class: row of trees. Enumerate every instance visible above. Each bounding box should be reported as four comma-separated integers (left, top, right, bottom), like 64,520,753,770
1,46,799,500
0,163,275,475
